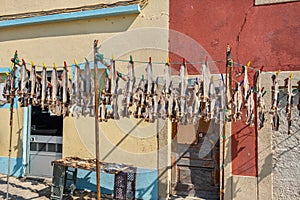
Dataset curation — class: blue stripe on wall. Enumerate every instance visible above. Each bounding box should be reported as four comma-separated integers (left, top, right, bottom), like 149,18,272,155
76,168,158,200
0,5,141,28
0,157,23,177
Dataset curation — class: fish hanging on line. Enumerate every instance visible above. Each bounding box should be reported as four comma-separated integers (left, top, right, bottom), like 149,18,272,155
61,62,69,115
18,59,29,106
109,59,120,120
134,75,145,118
255,67,266,129
29,62,37,105
145,60,154,122
178,62,188,124
123,59,135,117
207,76,216,121
245,87,254,126
152,77,159,119
285,74,293,134
50,63,60,115
270,72,280,131
82,58,93,116
41,63,47,110
243,62,250,109
192,78,200,124
3,72,12,102
162,62,171,119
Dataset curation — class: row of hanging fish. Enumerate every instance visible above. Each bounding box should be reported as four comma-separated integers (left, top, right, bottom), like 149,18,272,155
2,57,223,125
78,57,224,125
229,63,300,134
3,59,72,116
270,72,299,134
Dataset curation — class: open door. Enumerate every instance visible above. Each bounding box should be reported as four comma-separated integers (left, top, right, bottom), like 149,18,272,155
28,106,63,177
171,120,220,199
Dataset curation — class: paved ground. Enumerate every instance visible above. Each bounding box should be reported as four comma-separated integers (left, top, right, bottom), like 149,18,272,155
0,174,51,200
0,174,218,199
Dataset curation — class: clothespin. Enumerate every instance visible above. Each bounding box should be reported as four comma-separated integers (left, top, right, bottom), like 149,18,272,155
183,58,186,65
111,54,114,61
276,70,281,76
262,91,267,97
149,57,152,64
246,61,251,68
43,63,47,69
68,74,72,80
30,61,35,67
259,66,264,72
74,59,79,67
130,55,133,63
240,80,244,86
211,76,214,82
221,74,224,83
5,72,9,76
96,52,104,61
21,59,26,66
64,61,67,69
289,73,293,80
166,57,170,66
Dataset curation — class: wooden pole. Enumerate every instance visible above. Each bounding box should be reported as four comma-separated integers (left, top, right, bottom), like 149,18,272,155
221,44,232,200
6,51,18,200
93,40,101,200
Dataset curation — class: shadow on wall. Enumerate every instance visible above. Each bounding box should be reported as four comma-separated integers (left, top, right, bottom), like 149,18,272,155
75,168,158,200
0,14,139,42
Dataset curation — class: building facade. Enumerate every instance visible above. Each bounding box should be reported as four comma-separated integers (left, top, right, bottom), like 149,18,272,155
0,0,299,199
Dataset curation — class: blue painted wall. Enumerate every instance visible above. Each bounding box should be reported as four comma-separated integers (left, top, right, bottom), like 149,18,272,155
76,168,158,200
0,157,23,177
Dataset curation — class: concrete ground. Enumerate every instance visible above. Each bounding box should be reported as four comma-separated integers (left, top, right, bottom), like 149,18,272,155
0,174,217,199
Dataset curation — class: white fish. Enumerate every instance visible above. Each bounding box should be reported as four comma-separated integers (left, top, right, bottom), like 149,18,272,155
51,64,59,113
29,64,36,100
179,64,187,124
243,65,249,108
41,64,47,110
192,78,200,123
72,61,81,105
285,74,293,134
62,62,68,115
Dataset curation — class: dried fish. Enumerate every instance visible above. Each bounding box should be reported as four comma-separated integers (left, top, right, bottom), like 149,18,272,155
50,64,59,114
179,63,187,124
285,74,293,134
41,64,47,110
29,63,37,104
62,62,69,115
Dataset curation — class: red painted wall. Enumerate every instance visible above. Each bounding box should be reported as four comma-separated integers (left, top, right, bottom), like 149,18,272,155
169,0,300,176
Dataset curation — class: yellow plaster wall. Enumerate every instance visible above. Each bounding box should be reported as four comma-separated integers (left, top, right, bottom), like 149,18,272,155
0,0,169,169
0,107,24,158
0,0,123,15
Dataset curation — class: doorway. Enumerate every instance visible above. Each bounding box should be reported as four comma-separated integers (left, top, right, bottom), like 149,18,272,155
28,106,63,177
171,120,220,199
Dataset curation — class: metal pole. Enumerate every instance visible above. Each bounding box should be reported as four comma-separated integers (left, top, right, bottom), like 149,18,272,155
93,40,101,200
6,51,18,200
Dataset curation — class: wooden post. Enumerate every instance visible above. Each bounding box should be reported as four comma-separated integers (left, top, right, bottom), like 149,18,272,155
93,40,101,200
221,44,232,200
6,51,18,200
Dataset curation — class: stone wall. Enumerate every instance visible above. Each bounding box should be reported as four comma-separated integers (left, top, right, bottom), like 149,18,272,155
272,73,300,200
